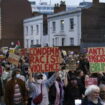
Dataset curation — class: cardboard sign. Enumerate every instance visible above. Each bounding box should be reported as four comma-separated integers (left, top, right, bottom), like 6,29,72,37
30,47,61,72
21,48,29,56
67,60,77,71
8,53,20,66
85,77,98,88
66,55,77,71
88,47,105,73
9,49,15,53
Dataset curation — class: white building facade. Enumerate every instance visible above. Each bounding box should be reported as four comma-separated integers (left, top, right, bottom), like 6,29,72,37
48,8,82,47
23,15,43,48
23,8,82,48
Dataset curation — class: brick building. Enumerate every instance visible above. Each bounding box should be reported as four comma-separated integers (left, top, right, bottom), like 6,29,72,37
0,0,32,47
81,0,105,48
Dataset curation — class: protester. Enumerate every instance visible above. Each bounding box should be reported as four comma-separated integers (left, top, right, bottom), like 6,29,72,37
64,77,82,105
75,70,85,95
99,84,105,104
28,69,59,105
15,69,26,82
82,85,102,105
26,77,35,105
77,55,90,75
5,69,28,105
2,64,12,88
49,74,64,105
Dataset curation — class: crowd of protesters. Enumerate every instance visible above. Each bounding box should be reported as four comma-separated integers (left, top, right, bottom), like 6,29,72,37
0,49,105,105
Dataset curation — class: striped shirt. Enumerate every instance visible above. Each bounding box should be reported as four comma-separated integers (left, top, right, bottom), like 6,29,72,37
13,83,22,104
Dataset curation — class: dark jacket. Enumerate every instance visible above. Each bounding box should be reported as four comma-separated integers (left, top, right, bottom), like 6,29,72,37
82,97,102,105
64,84,82,105
49,83,56,105
5,78,28,105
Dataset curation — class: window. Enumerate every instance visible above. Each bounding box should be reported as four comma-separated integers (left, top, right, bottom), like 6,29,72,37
31,26,33,35
70,38,74,46
26,39,29,48
70,18,74,30
31,40,34,45
53,38,54,46
61,20,64,31
55,37,57,46
36,25,39,34
26,26,28,35
36,40,39,44
62,38,65,46
52,22,56,32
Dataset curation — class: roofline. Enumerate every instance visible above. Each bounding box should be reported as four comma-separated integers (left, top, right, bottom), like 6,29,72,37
48,7,82,19
23,15,43,23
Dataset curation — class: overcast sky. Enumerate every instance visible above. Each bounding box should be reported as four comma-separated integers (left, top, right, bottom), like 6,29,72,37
32,0,105,6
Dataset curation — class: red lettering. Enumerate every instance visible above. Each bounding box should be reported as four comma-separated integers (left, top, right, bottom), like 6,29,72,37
50,55,56,63
88,48,97,55
55,48,60,56
97,48,101,55
34,57,40,63
35,48,41,55
92,48,97,55
46,55,49,64
40,56,44,63
45,64,50,72
55,64,60,71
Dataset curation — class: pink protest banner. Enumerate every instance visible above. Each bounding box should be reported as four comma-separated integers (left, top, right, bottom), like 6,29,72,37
30,47,61,72
85,77,98,88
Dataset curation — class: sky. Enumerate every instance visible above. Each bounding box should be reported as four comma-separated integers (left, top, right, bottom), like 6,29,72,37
32,0,105,6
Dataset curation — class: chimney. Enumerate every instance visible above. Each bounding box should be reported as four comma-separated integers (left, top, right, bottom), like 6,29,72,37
54,1,66,13
93,0,99,4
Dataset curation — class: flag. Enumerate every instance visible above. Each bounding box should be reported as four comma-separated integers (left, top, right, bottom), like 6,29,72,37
15,40,21,49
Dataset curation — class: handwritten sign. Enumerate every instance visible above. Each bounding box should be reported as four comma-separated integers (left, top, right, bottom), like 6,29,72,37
88,47,105,73
30,47,61,72
8,53,20,66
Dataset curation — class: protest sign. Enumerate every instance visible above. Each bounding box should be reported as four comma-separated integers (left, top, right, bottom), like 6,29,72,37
30,47,61,72
21,48,29,56
88,47,105,73
9,48,15,53
67,59,77,71
85,77,98,88
8,53,20,66
66,55,77,71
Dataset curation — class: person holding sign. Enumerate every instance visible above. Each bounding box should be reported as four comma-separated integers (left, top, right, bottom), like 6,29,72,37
28,68,59,105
